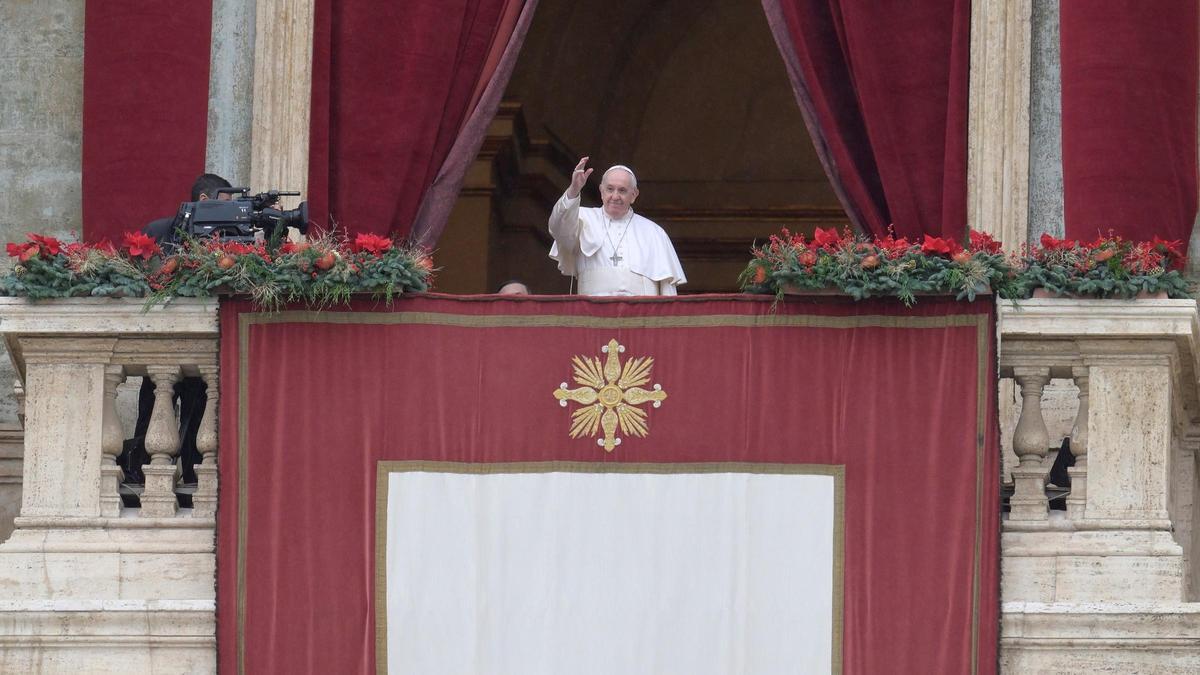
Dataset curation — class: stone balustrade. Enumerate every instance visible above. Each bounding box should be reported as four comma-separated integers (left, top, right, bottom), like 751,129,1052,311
0,297,218,674
2,295,1199,672
998,298,1200,672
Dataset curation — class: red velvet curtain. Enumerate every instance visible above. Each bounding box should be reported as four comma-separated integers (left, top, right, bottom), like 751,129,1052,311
82,0,213,242
217,295,999,674
308,0,530,239
762,0,970,241
1060,1,1198,244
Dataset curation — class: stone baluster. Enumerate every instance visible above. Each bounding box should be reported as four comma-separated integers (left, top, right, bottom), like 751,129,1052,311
1066,366,1089,519
1009,366,1051,520
192,366,219,518
99,365,126,517
141,366,181,517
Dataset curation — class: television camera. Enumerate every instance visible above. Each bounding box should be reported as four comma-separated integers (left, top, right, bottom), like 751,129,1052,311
170,187,309,244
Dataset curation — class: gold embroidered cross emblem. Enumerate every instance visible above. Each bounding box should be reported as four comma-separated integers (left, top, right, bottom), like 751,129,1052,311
554,339,668,452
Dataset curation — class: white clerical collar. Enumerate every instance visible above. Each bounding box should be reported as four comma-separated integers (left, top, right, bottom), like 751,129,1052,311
604,208,635,224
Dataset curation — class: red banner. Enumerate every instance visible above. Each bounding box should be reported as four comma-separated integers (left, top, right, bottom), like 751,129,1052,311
218,294,999,674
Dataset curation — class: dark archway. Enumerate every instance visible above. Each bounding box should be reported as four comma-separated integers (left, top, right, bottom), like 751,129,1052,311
434,0,847,294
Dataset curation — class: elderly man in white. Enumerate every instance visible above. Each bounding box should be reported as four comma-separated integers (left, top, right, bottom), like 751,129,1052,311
549,157,686,296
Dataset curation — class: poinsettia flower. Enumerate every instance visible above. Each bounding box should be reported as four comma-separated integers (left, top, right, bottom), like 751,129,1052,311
1151,236,1186,267
1039,232,1078,251
811,227,842,250
27,233,62,256
353,233,394,255
122,231,161,260
93,239,118,255
875,234,911,259
968,230,1002,254
6,242,32,259
921,234,954,256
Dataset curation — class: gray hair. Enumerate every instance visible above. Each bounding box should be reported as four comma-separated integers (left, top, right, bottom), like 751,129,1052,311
601,164,637,189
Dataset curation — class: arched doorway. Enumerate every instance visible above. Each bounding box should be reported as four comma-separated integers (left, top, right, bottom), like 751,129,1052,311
433,0,847,294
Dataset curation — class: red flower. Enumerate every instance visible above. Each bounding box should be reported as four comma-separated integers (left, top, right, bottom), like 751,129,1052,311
93,239,117,255
875,234,911,259
353,233,393,255
122,231,161,260
27,234,62,256
1151,236,1187,271
968,230,1002,254
1039,232,1077,251
280,241,310,255
811,227,842,250
6,242,34,259
921,234,953,256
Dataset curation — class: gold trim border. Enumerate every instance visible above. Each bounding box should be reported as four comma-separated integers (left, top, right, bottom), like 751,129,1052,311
373,461,846,675
234,307,992,675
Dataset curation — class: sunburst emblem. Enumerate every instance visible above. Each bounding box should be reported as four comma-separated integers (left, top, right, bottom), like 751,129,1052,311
554,339,668,452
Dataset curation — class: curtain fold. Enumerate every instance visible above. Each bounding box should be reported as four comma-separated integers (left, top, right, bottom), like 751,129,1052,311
307,0,533,240
762,0,970,241
82,0,213,242
1060,0,1198,245
409,0,538,248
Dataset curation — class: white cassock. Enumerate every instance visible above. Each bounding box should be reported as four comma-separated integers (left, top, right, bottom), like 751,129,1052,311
548,192,686,296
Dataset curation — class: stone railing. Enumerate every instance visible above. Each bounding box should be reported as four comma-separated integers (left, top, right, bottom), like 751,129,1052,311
998,298,1200,672
0,297,218,674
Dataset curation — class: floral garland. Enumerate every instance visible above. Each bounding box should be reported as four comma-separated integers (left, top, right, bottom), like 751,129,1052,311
0,231,433,310
741,228,1191,305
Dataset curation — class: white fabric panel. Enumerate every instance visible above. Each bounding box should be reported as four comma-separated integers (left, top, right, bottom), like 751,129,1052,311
385,470,835,675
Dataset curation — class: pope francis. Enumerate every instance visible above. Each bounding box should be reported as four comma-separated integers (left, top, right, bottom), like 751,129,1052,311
548,157,686,296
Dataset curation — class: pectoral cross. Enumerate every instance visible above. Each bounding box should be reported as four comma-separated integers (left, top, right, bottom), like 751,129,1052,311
609,251,623,265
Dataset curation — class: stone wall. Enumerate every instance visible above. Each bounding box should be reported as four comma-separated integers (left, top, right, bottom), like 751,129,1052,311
0,1,84,425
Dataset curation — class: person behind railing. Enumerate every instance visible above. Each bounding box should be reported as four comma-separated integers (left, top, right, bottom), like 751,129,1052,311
144,173,234,244
496,280,530,295
117,175,224,489
548,157,686,296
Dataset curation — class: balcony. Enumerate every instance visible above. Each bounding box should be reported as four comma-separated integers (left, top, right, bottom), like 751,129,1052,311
0,296,1199,672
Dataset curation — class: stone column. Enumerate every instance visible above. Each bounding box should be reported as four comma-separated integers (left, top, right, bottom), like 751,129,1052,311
1009,366,1050,521
250,0,316,211
141,366,182,518
99,365,126,518
968,0,1031,249
206,0,257,185
1065,366,1088,519
15,337,115,520
1026,0,1064,243
192,365,219,518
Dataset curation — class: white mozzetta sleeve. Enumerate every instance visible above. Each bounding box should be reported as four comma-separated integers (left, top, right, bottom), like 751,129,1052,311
549,192,605,276
548,192,583,252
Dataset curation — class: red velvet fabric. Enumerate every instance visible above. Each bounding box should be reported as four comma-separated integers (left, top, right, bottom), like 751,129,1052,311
307,0,516,238
81,1,213,242
764,0,970,241
1060,1,1199,244
217,295,999,674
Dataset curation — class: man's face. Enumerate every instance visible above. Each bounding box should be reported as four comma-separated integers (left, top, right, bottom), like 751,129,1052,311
600,170,638,219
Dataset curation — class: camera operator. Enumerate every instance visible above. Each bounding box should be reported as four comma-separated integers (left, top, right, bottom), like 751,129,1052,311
144,173,234,244
117,173,228,489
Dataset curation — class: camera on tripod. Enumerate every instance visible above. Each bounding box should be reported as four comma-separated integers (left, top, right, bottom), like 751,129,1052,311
170,187,309,245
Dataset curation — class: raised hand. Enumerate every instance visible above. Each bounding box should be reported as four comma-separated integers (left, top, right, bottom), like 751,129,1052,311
567,156,594,198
